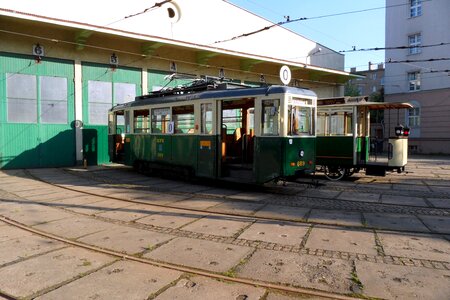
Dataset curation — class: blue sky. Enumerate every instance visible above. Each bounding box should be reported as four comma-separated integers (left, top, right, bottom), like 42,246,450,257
227,0,386,72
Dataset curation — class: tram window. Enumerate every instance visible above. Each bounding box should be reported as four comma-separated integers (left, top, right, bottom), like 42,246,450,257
329,112,353,136
124,111,131,133
261,99,279,136
173,105,195,134
223,109,242,134
133,109,150,133
201,103,213,134
288,105,314,136
317,112,328,136
151,107,171,133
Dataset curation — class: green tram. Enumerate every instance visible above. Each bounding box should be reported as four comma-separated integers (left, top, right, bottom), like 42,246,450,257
316,96,413,180
108,80,317,184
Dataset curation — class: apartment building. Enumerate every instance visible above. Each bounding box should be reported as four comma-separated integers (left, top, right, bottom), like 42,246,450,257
385,0,450,154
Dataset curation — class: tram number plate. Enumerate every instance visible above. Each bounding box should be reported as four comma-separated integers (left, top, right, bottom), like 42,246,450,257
297,161,305,167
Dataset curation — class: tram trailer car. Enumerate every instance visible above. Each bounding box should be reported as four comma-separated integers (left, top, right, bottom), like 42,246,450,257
316,96,413,180
108,83,317,184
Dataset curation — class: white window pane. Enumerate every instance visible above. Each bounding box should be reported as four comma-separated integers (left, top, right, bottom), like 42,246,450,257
41,76,67,101
7,74,37,123
8,99,37,123
89,103,111,125
88,81,112,103
41,76,68,124
41,100,67,124
114,83,136,104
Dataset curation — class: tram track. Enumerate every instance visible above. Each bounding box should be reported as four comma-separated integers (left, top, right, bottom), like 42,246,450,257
2,169,448,268
0,216,357,300
1,169,450,299
54,168,450,217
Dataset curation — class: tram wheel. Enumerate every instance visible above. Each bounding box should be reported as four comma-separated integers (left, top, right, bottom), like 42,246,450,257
324,166,346,181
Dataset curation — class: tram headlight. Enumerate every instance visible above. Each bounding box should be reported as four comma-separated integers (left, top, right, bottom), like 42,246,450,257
395,125,404,137
299,150,305,157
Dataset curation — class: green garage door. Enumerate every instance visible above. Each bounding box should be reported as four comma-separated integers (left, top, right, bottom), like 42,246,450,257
82,63,141,165
0,52,75,169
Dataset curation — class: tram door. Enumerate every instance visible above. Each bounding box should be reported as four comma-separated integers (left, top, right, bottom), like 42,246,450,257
219,98,255,181
108,111,125,163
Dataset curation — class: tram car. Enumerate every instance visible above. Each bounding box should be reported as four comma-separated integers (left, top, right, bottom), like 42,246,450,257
316,96,413,180
108,79,317,184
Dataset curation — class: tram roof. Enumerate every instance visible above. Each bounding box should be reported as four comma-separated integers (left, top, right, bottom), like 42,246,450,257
111,85,317,111
317,96,413,110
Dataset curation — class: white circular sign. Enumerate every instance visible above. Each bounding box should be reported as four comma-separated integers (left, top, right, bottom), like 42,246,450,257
279,65,292,85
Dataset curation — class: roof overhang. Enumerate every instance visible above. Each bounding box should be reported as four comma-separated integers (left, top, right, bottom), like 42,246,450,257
0,8,357,86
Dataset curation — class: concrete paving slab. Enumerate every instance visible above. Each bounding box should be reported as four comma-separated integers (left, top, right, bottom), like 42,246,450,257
236,249,353,294
145,237,253,273
253,204,309,221
0,202,74,226
106,190,157,200
355,183,393,190
134,192,191,205
155,276,266,300
418,215,450,234
355,260,450,300
427,198,450,208
23,191,82,203
337,191,380,203
169,197,225,210
428,185,450,194
207,201,265,215
0,247,115,299
0,235,65,266
380,194,428,207
364,213,430,232
198,188,241,198
68,199,133,215
0,224,33,242
168,184,211,194
55,194,106,207
14,189,62,199
266,292,329,300
227,191,273,202
33,216,112,239
36,260,182,300
137,207,207,229
378,231,450,262
238,220,309,245
391,184,432,192
306,226,377,256
95,204,158,222
301,189,341,199
181,215,252,237
308,209,363,227
78,225,174,254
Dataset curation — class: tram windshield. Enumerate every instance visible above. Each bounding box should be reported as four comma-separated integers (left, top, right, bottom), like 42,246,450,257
288,105,314,136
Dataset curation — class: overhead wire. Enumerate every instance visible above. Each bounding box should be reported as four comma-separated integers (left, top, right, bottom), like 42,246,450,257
104,0,172,27
214,0,431,44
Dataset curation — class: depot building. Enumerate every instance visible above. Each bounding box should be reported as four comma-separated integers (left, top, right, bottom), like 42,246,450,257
0,0,351,169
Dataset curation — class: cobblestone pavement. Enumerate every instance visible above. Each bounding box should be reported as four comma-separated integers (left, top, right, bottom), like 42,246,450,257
0,155,449,299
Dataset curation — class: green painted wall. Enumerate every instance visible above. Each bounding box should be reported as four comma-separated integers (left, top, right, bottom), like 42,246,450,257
0,52,75,169
82,63,142,165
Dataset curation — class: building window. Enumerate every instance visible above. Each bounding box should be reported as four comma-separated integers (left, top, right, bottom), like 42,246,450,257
40,76,68,124
408,72,421,91
410,0,422,18
408,107,420,127
7,73,37,123
408,33,422,55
